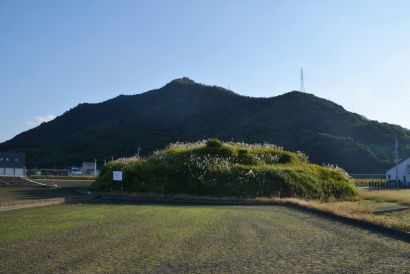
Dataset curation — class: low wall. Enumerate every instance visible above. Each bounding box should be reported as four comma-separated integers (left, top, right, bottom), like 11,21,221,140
33,179,94,188
0,197,66,210
0,195,99,211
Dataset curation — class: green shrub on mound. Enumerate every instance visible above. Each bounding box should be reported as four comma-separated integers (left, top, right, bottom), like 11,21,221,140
91,139,358,199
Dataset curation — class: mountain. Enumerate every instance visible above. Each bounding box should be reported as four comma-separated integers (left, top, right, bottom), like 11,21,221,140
1,77,409,173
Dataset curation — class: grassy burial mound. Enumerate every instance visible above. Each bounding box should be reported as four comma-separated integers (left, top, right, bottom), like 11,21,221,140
91,139,357,199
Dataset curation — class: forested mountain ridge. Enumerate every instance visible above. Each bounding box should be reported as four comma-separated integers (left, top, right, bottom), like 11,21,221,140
1,77,409,173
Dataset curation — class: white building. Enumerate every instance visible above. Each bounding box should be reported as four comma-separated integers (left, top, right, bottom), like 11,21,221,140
82,162,98,176
386,156,410,187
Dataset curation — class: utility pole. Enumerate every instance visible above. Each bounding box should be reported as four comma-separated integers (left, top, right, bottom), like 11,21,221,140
393,132,399,189
137,146,141,158
94,158,97,176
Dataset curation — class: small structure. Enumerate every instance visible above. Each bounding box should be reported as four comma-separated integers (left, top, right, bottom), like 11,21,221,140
82,162,97,175
67,166,83,176
0,152,26,176
32,169,69,176
386,156,410,187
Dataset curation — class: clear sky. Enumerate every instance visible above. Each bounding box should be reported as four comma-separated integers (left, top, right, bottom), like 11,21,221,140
1,0,410,143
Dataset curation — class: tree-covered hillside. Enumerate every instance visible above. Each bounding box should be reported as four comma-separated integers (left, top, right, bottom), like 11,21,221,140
1,77,409,173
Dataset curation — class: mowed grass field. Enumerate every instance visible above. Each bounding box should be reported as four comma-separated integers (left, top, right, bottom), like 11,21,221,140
1,201,410,273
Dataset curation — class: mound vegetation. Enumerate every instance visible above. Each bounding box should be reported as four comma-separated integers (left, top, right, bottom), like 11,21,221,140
91,139,357,200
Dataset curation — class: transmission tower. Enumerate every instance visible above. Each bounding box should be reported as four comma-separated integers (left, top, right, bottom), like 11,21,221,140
300,68,305,92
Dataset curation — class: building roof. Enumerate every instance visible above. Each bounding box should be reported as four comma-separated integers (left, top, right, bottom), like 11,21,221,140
386,155,410,172
0,152,25,168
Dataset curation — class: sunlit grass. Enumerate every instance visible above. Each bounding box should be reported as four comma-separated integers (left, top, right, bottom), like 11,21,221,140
266,188,410,232
353,178,384,186
359,189,410,206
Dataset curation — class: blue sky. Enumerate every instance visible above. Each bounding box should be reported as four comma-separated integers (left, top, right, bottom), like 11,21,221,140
1,0,410,143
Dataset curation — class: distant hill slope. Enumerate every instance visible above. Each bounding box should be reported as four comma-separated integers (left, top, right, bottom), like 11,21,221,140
1,77,409,173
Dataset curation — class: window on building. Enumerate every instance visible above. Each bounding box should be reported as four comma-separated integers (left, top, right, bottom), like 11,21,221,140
407,165,410,174
0,158,3,162
15,158,19,162
6,158,9,162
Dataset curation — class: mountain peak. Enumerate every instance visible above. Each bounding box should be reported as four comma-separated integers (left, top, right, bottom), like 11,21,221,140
171,77,196,85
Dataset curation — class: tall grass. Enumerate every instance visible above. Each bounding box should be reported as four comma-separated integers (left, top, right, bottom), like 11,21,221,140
360,189,410,206
92,139,357,200
272,189,410,232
